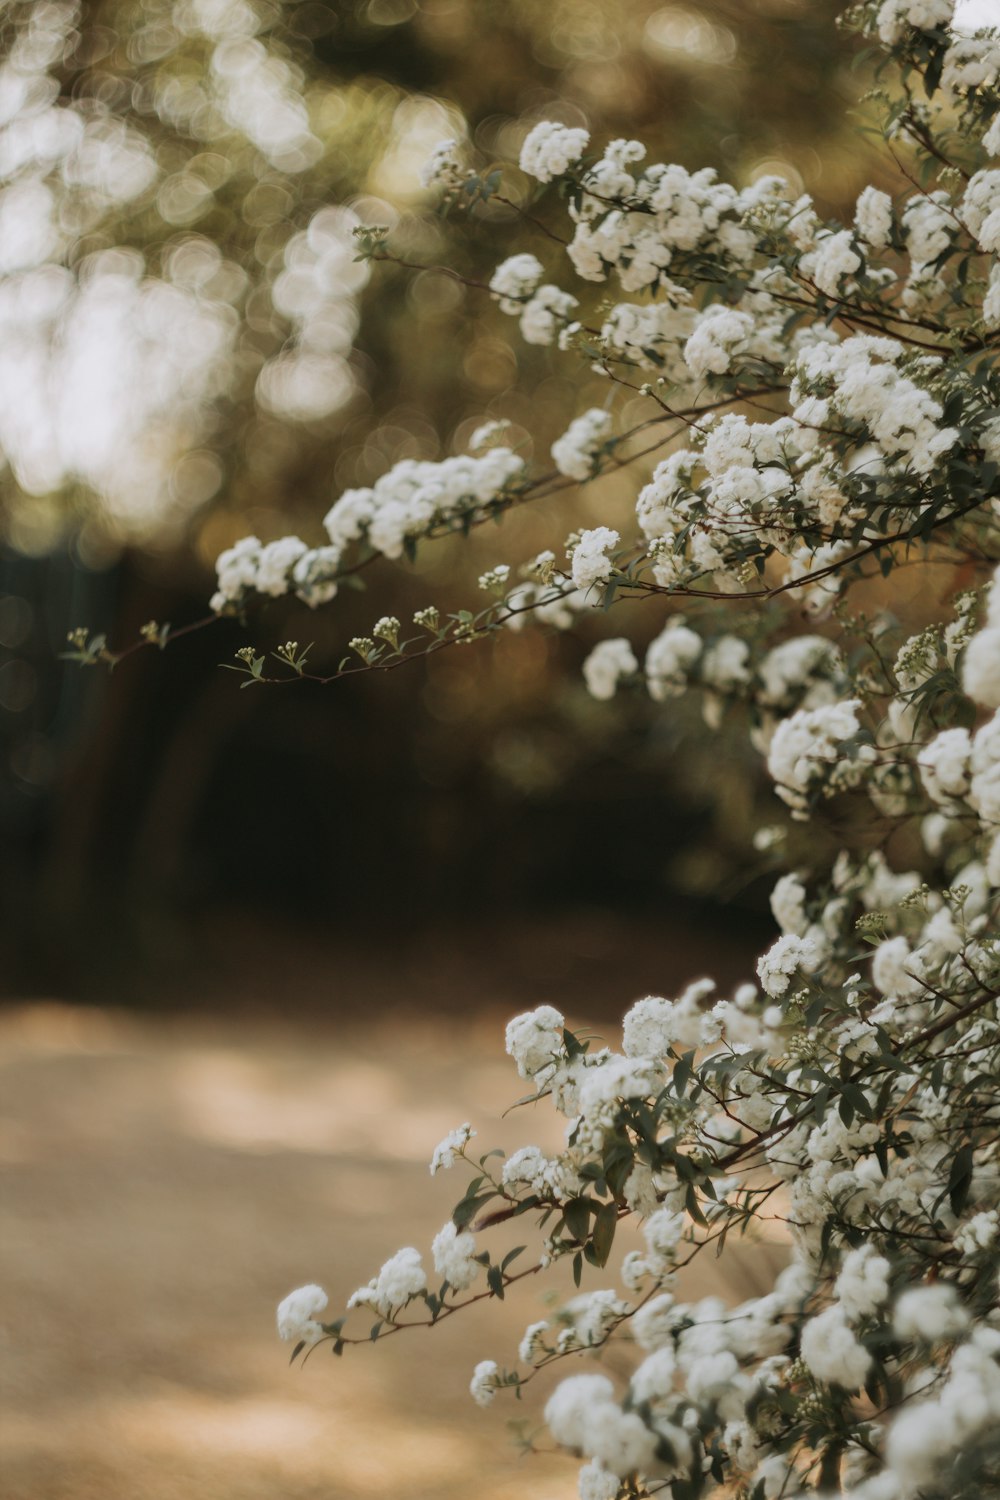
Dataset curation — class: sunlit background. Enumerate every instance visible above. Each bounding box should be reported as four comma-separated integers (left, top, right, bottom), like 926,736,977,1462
0,1,992,1496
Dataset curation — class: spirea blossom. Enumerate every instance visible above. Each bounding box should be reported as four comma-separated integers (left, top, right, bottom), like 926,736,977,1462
835,1246,892,1322
505,1005,565,1079
893,1283,969,1341
855,186,894,249
583,638,638,700
757,933,817,997
876,0,954,47
645,619,701,701
683,305,754,380
432,1221,480,1290
800,1304,872,1389
429,1123,475,1175
489,253,544,314
469,1359,501,1406
347,1247,426,1316
420,138,468,193
553,409,613,481
570,526,619,591
519,121,589,182
262,16,1000,1498
276,1283,328,1344
766,699,870,814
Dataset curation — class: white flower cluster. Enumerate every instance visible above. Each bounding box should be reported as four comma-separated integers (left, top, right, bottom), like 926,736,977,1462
876,0,955,47
766,698,873,815
962,563,1000,709
276,1283,328,1345
429,1122,475,1175
213,446,526,611
519,121,590,183
582,638,638,701
569,526,619,592
552,409,614,481
347,1247,427,1317
420,137,470,194
270,15,1000,1499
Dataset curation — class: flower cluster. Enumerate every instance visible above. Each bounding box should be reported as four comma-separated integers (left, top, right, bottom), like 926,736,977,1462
253,6,1000,1498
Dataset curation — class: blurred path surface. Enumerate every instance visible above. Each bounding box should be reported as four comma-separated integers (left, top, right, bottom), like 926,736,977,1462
0,1002,786,1500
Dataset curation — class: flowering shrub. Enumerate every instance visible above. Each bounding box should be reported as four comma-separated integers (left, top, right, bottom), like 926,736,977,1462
76,0,1000,1494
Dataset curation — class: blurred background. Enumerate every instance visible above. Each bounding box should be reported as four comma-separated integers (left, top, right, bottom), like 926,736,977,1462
0,0,885,1001
0,1,964,1496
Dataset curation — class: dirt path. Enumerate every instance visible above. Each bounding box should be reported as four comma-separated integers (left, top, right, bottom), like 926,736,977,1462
0,1002,786,1500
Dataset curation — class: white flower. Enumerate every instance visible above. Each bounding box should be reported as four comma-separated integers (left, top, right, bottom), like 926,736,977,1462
643,1208,686,1261
470,1358,501,1406
545,1373,617,1449
420,137,468,193
766,699,869,814
770,873,808,936
702,634,751,691
632,1293,678,1351
432,1221,480,1290
955,1210,999,1258
519,121,590,182
813,229,862,296
553,409,614,480
519,1319,550,1365
429,1122,475,1175
489,253,544,314
835,1247,891,1322
570,526,620,591
855,186,893,250
871,936,922,999
644,619,701,701
583,638,638,700
893,1283,969,1341
683,305,754,380
520,284,579,345
963,627,1000,709
347,1247,427,1317
577,1458,619,1500
505,1005,565,1079
876,0,954,47
919,728,972,803
215,535,261,604
256,536,308,596
800,1304,872,1389
276,1283,328,1344
468,418,511,451
757,933,817,997
292,545,342,606
629,1346,677,1404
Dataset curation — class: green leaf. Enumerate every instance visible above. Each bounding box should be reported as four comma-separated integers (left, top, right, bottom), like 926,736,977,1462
591,1202,617,1267
948,1142,974,1217
453,1190,495,1228
487,1264,505,1300
563,1197,592,1243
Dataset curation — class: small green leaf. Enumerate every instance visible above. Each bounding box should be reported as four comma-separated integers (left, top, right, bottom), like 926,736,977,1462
948,1142,974,1217
591,1202,617,1267
563,1198,592,1243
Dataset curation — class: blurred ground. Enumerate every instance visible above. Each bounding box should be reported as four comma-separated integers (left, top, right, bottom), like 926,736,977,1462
0,985,787,1500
